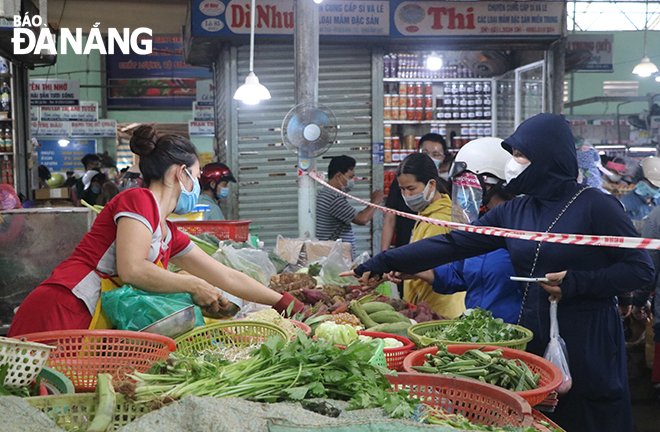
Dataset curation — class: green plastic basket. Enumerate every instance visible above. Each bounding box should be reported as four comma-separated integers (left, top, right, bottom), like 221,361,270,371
367,339,388,369
27,391,151,431
407,320,534,350
39,366,75,395
174,320,288,355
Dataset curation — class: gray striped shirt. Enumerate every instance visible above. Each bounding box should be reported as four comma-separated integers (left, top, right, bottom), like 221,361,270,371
316,187,357,257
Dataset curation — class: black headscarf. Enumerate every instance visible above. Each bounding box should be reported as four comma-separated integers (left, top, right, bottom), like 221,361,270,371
502,113,578,200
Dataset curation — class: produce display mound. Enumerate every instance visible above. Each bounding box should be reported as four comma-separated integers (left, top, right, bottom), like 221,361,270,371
403,345,563,407
358,331,414,371
19,330,176,393
0,336,54,388
387,372,533,428
407,319,534,350
174,320,288,355
26,392,151,431
174,220,251,242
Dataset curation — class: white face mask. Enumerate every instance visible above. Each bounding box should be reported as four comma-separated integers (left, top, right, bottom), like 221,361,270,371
504,158,531,184
430,157,443,169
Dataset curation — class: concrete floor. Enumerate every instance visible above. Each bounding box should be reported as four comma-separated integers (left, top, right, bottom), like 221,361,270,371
629,343,659,432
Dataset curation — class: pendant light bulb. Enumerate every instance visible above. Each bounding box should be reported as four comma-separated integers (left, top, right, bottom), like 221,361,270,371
313,0,323,4
233,0,271,104
633,57,659,78
633,0,657,78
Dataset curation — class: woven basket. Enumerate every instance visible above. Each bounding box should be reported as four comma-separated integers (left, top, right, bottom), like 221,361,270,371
358,331,414,371
387,372,533,427
403,345,563,407
0,336,54,388
407,319,534,350
174,320,287,354
27,392,151,431
20,330,176,392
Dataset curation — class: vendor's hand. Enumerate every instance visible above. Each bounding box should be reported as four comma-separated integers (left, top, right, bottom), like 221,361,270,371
187,277,227,309
539,271,567,301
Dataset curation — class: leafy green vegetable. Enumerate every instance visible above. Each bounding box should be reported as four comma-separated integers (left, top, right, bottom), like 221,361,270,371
127,336,417,418
426,308,524,343
0,364,31,397
315,322,359,345
422,405,539,431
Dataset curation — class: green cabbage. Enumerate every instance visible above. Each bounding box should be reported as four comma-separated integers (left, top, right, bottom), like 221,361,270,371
314,322,359,345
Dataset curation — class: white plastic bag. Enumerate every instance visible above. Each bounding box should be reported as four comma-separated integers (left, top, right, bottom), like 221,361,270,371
543,298,573,394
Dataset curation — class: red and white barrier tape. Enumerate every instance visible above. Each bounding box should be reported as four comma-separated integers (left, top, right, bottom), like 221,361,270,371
309,171,660,251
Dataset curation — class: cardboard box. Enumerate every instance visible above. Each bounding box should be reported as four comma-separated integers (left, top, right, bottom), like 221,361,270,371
34,188,71,200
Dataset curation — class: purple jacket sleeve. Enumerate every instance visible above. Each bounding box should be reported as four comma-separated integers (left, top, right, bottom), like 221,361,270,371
354,206,506,277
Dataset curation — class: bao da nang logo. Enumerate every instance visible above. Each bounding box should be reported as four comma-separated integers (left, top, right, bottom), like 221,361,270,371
11,14,153,55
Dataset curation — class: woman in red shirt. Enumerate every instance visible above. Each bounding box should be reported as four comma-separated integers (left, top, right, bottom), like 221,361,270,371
8,126,302,336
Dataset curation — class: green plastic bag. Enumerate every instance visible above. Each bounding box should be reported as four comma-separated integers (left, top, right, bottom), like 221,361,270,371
101,285,205,331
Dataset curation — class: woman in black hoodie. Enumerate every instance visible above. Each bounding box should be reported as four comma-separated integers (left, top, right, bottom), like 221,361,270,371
351,113,654,432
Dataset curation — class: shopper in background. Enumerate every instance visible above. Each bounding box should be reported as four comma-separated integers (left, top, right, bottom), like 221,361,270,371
396,152,465,319
393,138,520,322
78,171,107,206
198,162,237,221
381,133,451,252
75,154,102,197
8,125,304,336
619,156,660,226
316,155,384,258
348,114,654,432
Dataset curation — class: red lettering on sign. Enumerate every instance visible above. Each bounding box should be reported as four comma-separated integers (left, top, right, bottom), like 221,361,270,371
427,6,475,30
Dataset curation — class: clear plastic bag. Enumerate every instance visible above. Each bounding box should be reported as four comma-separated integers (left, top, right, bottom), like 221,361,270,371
543,298,573,394
212,243,276,286
317,240,355,286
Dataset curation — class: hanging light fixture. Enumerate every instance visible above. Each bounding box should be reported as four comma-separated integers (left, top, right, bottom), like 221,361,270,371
234,0,271,105
633,0,658,77
425,52,443,71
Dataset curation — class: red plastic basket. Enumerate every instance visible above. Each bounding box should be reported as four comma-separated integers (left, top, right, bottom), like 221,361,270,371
359,331,414,371
387,373,533,428
175,220,251,242
290,320,312,337
402,344,563,407
20,330,176,392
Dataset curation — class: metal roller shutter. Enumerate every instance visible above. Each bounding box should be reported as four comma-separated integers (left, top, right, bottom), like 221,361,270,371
234,43,373,253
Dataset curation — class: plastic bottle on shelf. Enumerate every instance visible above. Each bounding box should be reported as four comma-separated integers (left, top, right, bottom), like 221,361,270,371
0,81,10,113
4,128,11,152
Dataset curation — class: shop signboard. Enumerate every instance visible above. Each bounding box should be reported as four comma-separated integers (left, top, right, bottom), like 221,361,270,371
566,34,613,72
31,121,70,137
30,106,39,122
106,35,212,109
189,120,215,136
37,139,97,172
29,79,80,106
70,120,118,138
196,79,214,106
40,101,99,122
190,0,563,39
193,102,215,121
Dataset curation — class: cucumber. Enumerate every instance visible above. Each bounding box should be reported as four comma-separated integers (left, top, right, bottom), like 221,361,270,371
362,302,395,314
367,322,412,336
368,310,410,324
87,373,116,432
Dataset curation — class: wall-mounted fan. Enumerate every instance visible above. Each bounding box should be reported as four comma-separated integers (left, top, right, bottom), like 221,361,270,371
282,103,338,160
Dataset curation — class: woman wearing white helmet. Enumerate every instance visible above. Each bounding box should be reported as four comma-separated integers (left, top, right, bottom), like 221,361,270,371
393,137,522,322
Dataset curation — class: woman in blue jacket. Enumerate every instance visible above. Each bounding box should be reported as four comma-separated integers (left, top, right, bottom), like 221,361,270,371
350,113,654,432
